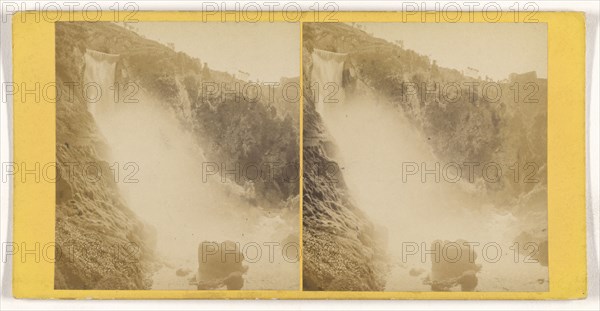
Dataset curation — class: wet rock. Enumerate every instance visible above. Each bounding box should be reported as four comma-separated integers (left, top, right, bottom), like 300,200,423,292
409,268,425,277
223,271,244,290
514,230,548,266
429,240,481,292
458,270,478,291
196,241,248,290
176,268,191,277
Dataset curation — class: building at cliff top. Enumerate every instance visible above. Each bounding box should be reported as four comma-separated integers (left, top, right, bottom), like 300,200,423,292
509,71,538,83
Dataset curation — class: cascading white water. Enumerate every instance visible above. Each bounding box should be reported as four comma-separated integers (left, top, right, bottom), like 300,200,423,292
83,50,299,290
310,49,347,115
83,50,120,118
310,49,548,291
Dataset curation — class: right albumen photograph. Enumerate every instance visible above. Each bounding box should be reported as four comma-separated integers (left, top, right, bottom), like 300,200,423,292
302,22,548,292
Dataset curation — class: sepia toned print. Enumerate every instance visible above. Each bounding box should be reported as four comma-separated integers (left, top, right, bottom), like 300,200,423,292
302,23,548,292
54,22,300,290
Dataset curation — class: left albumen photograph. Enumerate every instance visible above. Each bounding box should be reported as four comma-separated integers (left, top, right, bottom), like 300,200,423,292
54,22,300,290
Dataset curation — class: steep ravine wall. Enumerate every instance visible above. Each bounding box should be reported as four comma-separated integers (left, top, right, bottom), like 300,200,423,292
302,92,387,291
302,43,387,290
55,29,156,288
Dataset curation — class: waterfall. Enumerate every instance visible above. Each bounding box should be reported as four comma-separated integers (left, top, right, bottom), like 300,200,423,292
309,48,548,291
82,50,299,290
310,49,347,115
311,47,464,257
83,49,120,119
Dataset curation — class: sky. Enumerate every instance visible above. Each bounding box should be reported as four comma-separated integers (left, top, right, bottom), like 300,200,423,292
127,22,546,82
131,22,299,82
358,22,547,80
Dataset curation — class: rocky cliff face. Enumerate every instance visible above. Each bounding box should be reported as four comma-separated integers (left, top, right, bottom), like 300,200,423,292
302,91,387,291
55,23,156,289
302,36,387,290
